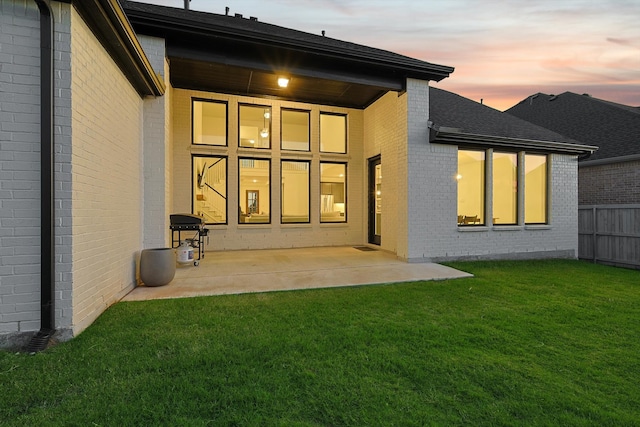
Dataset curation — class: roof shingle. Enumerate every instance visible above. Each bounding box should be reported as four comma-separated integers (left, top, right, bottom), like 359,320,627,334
429,87,584,145
505,92,640,161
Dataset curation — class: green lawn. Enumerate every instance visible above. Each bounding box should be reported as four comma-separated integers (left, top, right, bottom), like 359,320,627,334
1,260,639,426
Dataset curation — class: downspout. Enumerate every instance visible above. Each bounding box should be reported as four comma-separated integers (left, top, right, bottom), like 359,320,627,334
27,0,55,353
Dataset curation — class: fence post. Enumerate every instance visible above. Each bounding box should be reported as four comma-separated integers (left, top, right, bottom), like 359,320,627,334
592,207,597,263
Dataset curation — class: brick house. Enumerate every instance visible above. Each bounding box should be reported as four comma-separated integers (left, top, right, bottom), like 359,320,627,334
506,92,640,205
1,0,594,348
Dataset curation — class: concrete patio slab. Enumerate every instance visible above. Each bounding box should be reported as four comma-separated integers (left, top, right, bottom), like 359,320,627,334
122,246,472,302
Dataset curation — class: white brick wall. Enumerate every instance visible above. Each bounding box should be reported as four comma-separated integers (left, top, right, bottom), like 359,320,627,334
53,1,74,340
0,0,44,342
363,90,407,256
171,89,366,250
408,146,579,262
139,35,172,249
69,8,144,334
365,78,580,262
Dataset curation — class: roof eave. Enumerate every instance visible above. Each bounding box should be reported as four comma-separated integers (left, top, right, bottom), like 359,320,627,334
123,7,454,82
579,153,640,167
73,0,165,97
429,128,598,155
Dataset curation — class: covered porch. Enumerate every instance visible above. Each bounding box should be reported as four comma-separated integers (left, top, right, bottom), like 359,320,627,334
123,247,471,301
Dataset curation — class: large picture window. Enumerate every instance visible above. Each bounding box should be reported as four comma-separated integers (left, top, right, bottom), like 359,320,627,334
457,150,485,225
493,152,518,225
192,99,227,146
239,105,271,149
320,163,346,222
281,161,310,223
525,154,547,224
193,155,227,224
281,109,310,151
320,113,347,153
239,158,270,223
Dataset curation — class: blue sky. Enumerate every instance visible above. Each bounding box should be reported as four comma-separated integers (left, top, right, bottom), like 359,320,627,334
132,0,640,111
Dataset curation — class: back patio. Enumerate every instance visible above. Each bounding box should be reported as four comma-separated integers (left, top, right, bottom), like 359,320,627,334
123,247,472,301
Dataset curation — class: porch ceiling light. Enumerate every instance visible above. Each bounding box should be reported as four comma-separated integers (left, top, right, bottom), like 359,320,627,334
277,76,289,88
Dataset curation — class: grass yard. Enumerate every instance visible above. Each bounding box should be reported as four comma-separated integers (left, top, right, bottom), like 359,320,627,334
1,259,639,426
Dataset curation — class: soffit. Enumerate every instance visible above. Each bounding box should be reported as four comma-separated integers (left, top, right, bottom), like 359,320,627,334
123,1,453,109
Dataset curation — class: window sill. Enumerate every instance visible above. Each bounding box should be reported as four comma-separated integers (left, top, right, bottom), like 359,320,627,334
457,226,489,232
281,223,312,228
491,225,522,231
238,223,272,229
525,224,551,230
320,222,349,227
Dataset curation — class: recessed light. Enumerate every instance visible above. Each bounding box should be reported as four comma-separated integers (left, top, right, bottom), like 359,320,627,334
277,77,289,88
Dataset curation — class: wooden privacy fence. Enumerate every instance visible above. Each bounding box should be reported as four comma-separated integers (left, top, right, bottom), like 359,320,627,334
578,205,640,269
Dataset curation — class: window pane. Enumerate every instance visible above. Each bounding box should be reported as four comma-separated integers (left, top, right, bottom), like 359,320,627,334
281,161,310,223
525,154,547,224
320,163,346,222
193,100,226,145
193,156,227,224
493,152,517,224
239,105,271,149
281,109,310,151
320,113,346,153
239,158,270,223
457,150,485,225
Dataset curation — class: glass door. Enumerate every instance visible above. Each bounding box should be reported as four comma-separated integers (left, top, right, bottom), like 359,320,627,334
368,156,381,245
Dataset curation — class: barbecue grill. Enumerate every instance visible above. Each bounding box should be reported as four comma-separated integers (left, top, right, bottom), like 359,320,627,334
169,213,208,265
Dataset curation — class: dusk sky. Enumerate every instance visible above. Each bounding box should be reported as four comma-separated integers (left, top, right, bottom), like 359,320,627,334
132,0,640,111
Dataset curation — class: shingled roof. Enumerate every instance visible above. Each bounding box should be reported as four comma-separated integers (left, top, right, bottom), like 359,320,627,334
505,92,640,162
428,87,596,155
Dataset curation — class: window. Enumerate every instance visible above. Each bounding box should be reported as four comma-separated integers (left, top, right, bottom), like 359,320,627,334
281,109,310,151
320,163,346,222
239,105,271,149
193,155,227,224
239,158,270,223
281,161,310,223
493,152,517,225
457,150,485,225
192,99,227,146
525,154,547,224
320,113,347,153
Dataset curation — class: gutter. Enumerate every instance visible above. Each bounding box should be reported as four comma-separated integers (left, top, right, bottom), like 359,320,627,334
27,0,55,353
579,153,640,167
429,126,598,156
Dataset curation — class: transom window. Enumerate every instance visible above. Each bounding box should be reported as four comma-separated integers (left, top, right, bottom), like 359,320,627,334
320,113,347,153
281,109,310,151
192,99,227,146
239,104,271,149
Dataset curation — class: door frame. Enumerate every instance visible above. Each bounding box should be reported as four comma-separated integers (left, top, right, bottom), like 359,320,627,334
368,155,381,245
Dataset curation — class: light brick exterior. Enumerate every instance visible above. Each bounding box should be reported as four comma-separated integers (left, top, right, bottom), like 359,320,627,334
579,160,640,205
69,7,145,335
0,0,46,346
140,35,173,249
1,1,150,347
171,89,366,250
363,90,407,256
